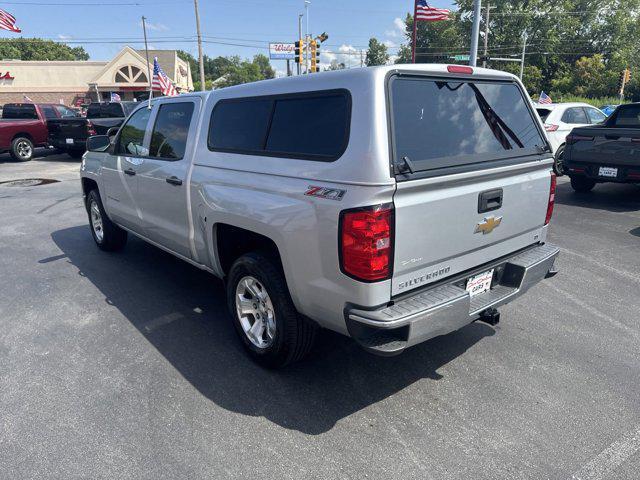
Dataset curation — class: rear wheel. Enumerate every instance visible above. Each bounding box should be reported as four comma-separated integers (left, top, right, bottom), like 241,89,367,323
227,252,317,368
570,176,596,193
553,145,566,176
86,189,127,251
10,136,34,162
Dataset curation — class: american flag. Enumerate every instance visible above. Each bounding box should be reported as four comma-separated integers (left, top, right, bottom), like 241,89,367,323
110,92,121,102
0,9,21,33
415,1,451,22
538,91,553,105
152,57,178,97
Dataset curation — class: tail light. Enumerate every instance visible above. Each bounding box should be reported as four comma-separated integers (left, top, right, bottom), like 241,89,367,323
544,124,559,132
87,121,97,136
545,172,557,225
566,134,593,145
447,65,474,75
340,204,394,282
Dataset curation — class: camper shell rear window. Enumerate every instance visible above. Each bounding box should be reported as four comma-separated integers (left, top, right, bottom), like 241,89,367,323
389,75,547,178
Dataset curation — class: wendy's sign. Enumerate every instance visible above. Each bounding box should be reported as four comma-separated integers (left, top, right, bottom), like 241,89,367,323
269,43,295,60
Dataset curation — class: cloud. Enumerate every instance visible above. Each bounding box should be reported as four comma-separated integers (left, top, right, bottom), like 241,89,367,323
385,17,406,38
320,44,362,68
384,39,398,49
139,20,169,31
58,34,72,40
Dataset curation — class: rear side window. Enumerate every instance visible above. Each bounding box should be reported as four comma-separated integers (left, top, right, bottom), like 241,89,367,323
585,108,606,124
150,102,195,160
208,90,351,161
2,104,37,119
390,77,545,173
561,107,589,124
611,105,640,127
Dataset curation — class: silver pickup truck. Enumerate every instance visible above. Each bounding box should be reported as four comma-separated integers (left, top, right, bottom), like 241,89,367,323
80,64,559,368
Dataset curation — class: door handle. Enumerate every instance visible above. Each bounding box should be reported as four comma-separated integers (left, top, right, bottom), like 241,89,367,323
124,168,136,176
166,176,183,186
478,188,503,213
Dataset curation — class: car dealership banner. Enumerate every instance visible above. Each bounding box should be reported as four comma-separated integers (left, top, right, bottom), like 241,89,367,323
269,43,296,60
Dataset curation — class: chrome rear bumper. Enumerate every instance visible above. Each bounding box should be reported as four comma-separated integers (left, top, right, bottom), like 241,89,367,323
346,243,560,356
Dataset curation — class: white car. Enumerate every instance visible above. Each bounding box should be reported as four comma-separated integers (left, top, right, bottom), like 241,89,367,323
535,102,607,175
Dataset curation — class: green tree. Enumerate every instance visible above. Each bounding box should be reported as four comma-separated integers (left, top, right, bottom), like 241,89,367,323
365,38,390,66
0,38,89,60
252,53,275,79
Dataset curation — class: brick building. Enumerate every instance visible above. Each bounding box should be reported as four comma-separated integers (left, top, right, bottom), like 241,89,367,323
0,46,193,106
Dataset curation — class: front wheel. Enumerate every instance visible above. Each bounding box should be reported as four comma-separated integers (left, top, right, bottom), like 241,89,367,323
10,136,34,162
86,189,128,251
570,176,596,193
227,252,317,368
553,145,566,176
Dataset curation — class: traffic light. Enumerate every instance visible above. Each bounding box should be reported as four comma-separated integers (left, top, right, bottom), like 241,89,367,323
625,68,632,84
310,40,320,73
294,40,304,64
618,70,626,93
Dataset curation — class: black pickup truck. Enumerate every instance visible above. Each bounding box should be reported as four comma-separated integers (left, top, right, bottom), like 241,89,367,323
47,101,138,158
564,103,640,192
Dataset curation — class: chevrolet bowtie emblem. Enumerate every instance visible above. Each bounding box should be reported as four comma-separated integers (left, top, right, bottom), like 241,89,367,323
475,216,503,235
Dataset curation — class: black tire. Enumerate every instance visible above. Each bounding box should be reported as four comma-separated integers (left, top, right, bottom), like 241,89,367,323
553,145,565,176
570,176,596,193
86,189,128,251
68,149,85,159
9,136,34,162
227,252,317,368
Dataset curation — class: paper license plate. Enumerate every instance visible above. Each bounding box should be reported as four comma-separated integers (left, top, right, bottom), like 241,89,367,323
466,269,494,297
598,166,618,178
66,138,74,145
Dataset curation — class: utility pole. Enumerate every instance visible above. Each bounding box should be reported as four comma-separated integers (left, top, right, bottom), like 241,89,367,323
193,0,206,91
141,16,153,107
297,14,303,75
305,0,311,74
519,31,528,80
469,0,482,66
482,2,494,68
360,49,364,68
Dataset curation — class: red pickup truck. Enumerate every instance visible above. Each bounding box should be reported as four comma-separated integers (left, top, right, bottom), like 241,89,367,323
0,103,77,162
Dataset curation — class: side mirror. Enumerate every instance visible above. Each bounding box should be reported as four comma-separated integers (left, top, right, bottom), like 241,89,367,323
86,135,111,153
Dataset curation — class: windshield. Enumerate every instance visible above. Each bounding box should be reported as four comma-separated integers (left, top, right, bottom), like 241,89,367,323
390,77,546,173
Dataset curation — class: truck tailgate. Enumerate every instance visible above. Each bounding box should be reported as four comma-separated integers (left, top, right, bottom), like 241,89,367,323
567,126,640,167
392,164,551,295
47,118,89,141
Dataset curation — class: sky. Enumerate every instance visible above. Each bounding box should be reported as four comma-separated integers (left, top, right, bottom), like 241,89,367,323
0,0,455,75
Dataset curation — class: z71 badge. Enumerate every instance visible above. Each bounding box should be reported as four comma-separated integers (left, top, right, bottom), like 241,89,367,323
305,186,346,201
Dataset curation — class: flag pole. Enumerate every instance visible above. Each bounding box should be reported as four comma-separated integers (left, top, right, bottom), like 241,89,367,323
142,16,153,109
411,0,418,63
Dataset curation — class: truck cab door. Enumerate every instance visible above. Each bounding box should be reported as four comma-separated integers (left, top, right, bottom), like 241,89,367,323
101,106,152,233
134,99,199,259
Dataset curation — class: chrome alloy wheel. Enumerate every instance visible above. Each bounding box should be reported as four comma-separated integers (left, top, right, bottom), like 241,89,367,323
90,200,104,243
235,276,276,349
16,140,32,159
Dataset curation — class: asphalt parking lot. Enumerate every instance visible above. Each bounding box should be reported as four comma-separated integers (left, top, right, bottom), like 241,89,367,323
1,152,639,480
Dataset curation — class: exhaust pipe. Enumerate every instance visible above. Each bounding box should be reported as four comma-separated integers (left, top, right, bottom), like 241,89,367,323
478,307,500,326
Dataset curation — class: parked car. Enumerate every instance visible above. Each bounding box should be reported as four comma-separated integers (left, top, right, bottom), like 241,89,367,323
564,102,640,192
80,64,559,367
535,102,607,175
47,101,138,158
0,103,74,162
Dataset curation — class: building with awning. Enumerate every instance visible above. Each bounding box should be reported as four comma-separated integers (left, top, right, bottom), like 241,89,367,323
0,46,193,106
